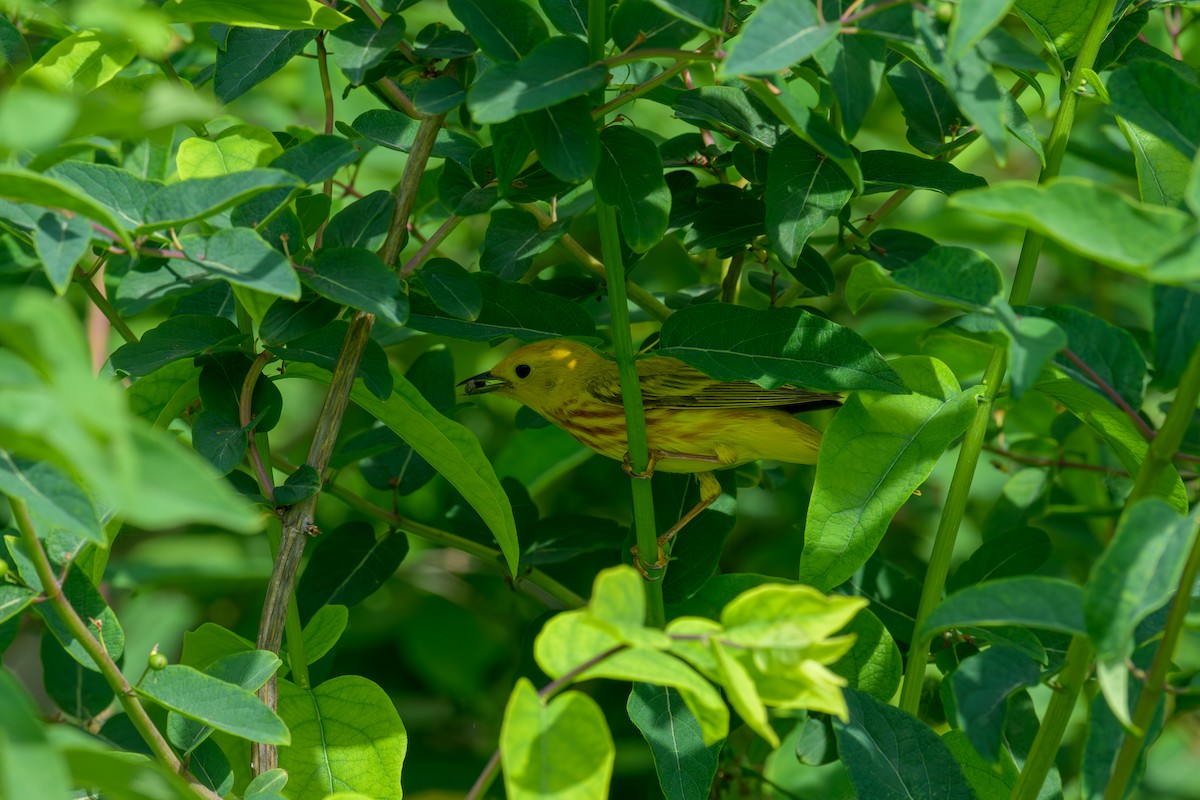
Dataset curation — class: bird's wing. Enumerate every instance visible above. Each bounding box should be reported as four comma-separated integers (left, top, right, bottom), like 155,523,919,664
585,356,843,412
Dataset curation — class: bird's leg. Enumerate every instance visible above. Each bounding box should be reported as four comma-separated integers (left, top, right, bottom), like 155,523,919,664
632,470,723,579
622,449,721,478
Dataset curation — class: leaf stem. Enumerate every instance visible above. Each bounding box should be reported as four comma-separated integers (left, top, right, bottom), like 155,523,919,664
400,213,461,277
898,0,1118,717
74,267,138,343
8,497,222,800
1062,348,1155,440
241,350,277,502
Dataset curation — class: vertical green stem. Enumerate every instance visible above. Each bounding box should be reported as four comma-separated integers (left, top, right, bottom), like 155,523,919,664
590,0,664,627
1102,346,1200,798
898,0,1119,717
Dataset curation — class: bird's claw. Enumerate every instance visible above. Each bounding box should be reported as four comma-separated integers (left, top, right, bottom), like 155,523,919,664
622,449,662,480
630,540,670,581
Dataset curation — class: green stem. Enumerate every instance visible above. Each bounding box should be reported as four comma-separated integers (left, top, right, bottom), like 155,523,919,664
594,43,713,120
1011,635,1095,800
898,0,1118,717
1103,346,1200,797
75,267,138,343
9,497,222,800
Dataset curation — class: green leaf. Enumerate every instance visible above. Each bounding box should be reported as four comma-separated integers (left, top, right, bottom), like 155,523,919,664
167,650,283,754
947,0,1014,62
801,377,985,593
674,86,784,149
835,688,974,798
277,675,407,798
468,36,607,124
245,768,289,798
177,124,284,179
302,248,407,324
522,97,600,183
0,584,35,626
887,60,968,156
140,170,302,232
948,526,1051,592
412,22,478,57
418,258,482,320
0,17,30,70
18,30,135,93
330,14,406,85
1086,499,1198,668
919,19,1008,161
260,296,341,345
162,0,351,28
266,319,394,400
711,638,777,747
0,453,104,545
298,604,348,666
285,363,521,576
950,178,1194,280
407,272,596,342
190,411,245,474
215,29,318,104
350,109,479,165
596,126,671,253
765,135,854,268
919,576,1086,640
828,608,902,704
501,678,614,799
539,0,588,36
273,464,321,505
45,162,159,233
177,228,301,300
60,746,198,800
1118,118,1191,208
1151,286,1200,391
139,664,288,744
111,316,244,377
612,0,702,50
449,0,548,61
480,208,567,280
627,683,723,800
720,0,836,78
658,303,907,393
893,246,1004,309
0,167,133,250
414,75,467,115
942,729,1019,800
860,150,988,195
949,646,1041,762
1108,60,1200,158
0,667,71,800
32,211,91,294
40,631,114,719
1034,304,1146,409
296,522,409,621
1013,0,1093,61
322,190,394,251
816,33,886,139
1034,378,1189,512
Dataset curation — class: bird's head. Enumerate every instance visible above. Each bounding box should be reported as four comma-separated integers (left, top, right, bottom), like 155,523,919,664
459,339,600,413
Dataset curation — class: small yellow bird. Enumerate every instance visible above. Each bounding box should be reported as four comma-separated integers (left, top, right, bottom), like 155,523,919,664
461,338,842,572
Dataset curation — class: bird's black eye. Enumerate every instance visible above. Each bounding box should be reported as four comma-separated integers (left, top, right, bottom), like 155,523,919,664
515,364,532,379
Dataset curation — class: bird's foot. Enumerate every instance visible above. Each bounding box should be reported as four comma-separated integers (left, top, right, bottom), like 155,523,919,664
622,448,664,479
630,539,671,581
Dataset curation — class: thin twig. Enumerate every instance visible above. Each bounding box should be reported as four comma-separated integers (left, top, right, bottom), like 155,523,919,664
241,350,277,502
74,267,138,344
400,214,462,277
1061,348,1155,440
380,113,448,268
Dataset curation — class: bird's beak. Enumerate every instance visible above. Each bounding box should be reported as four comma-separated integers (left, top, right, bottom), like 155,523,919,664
459,371,509,395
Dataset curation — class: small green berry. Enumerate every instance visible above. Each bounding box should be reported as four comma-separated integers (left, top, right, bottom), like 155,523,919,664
935,1,955,23
148,652,168,671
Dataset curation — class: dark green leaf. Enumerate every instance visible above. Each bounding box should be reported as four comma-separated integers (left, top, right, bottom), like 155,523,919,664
189,739,234,797
887,61,968,156
1108,60,1200,158
628,683,723,800
919,20,1008,161
648,0,723,31
788,244,835,294
0,668,71,800
413,75,467,115
30,555,125,671
673,86,784,149
407,272,596,341
920,576,1086,640
612,0,703,50
177,228,301,300
1034,304,1146,410
449,0,548,61
539,0,588,36
215,29,318,104
271,135,364,186
138,664,289,744
685,185,764,251
33,211,92,293
322,190,394,251
191,411,246,475
274,465,321,505
302,248,407,324
596,126,670,253
834,688,974,800
893,245,1004,309
468,36,607,124
111,316,244,377
829,608,903,703
949,646,1041,762
41,630,114,719
863,229,937,271
860,150,988,195
816,33,886,139
140,170,302,232
1150,286,1200,391
948,527,1051,592
765,135,854,268
419,258,482,320
350,109,479,166
329,14,406,85
658,472,736,604
0,16,30,69
259,295,342,345
721,0,836,77
481,208,566,279
521,97,600,183
658,303,906,392
266,319,394,400
0,454,103,544
412,22,477,57
296,522,409,621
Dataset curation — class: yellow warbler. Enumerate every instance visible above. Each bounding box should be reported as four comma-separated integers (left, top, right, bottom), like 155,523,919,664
462,339,841,571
